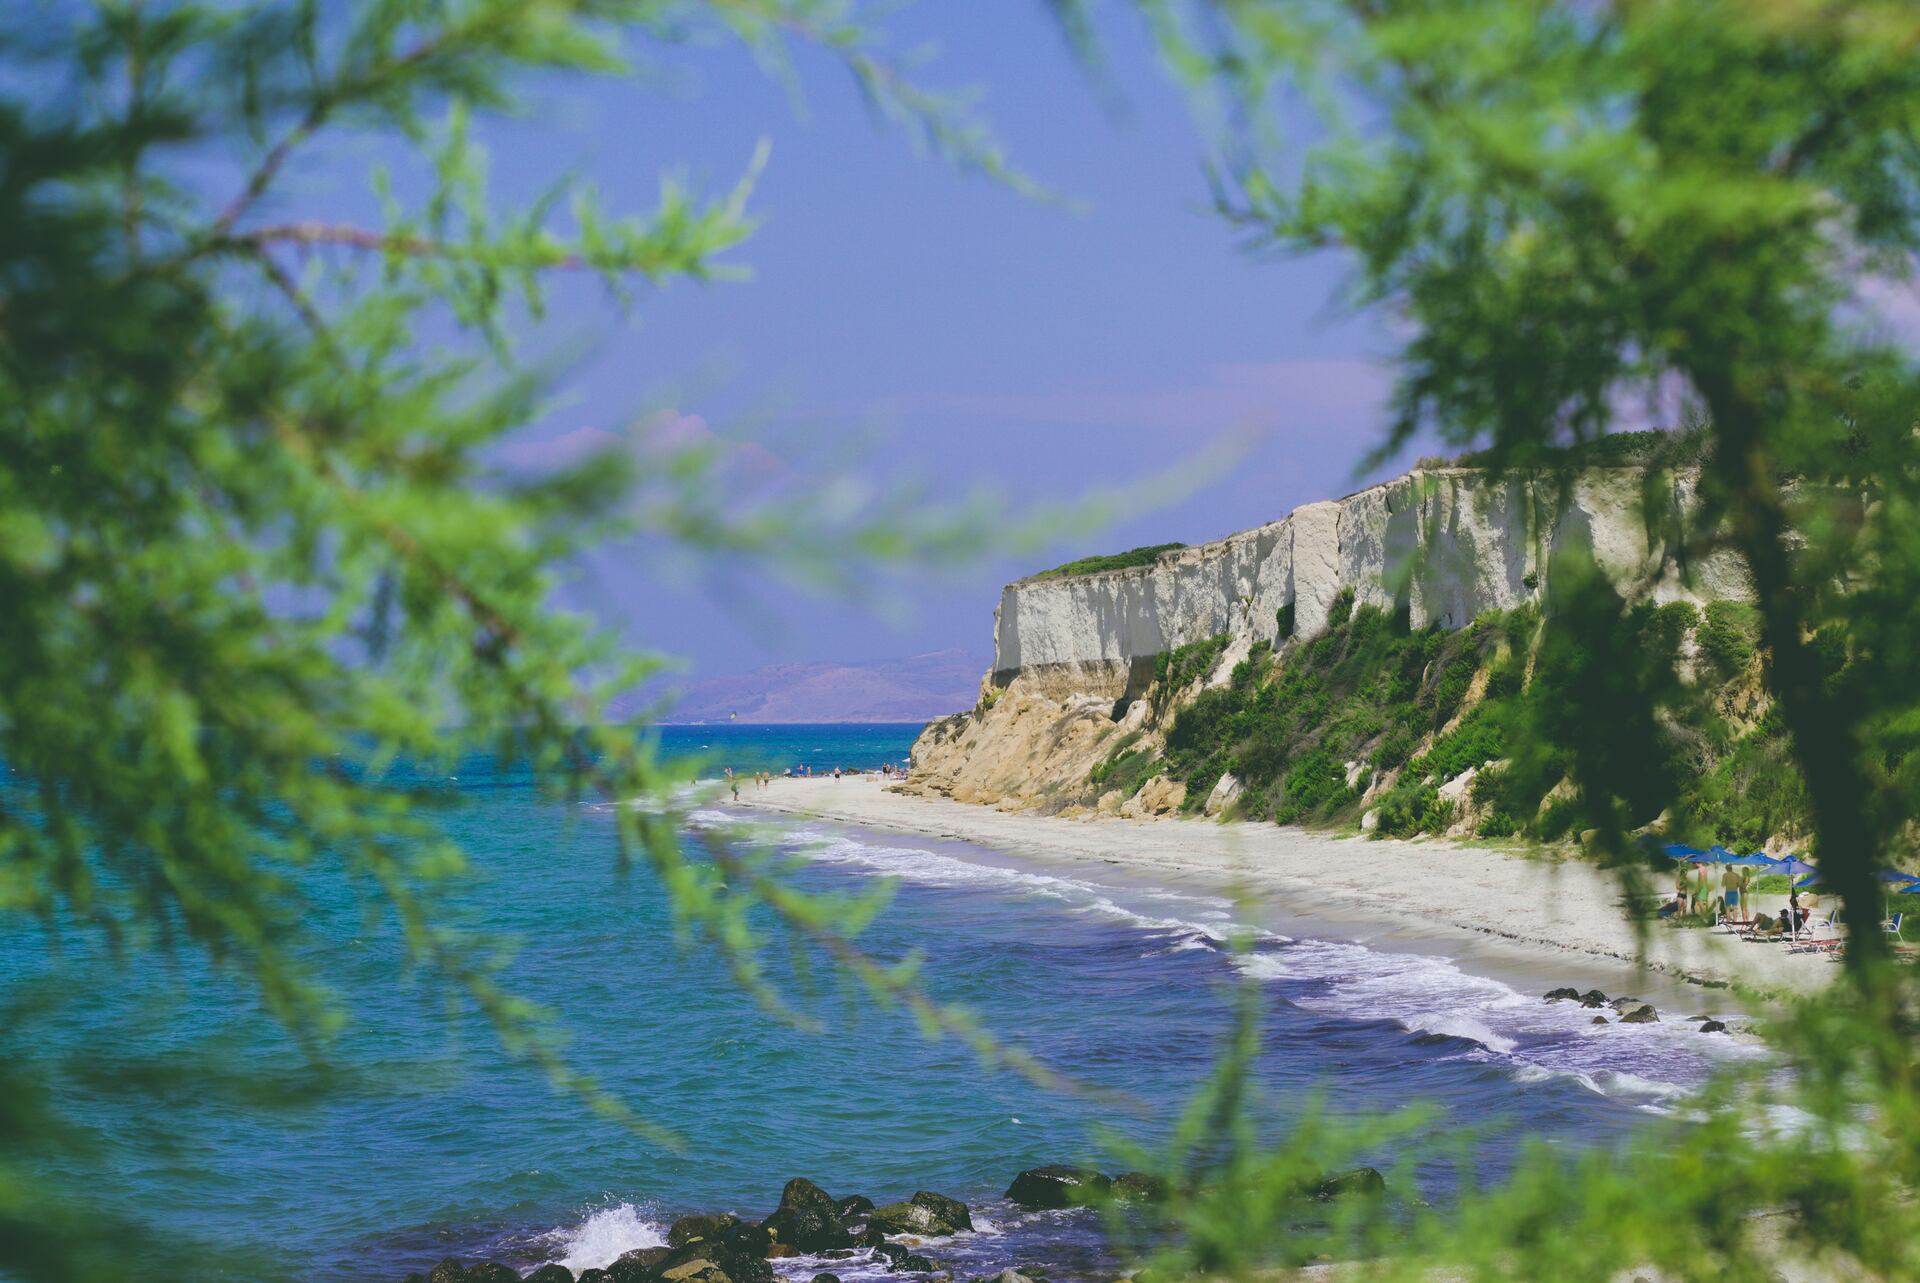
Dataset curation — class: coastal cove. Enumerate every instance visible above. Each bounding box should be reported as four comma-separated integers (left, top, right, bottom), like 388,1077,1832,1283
12,727,1763,1282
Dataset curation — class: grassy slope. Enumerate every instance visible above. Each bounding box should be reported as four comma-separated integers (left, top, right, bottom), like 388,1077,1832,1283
1085,589,1815,851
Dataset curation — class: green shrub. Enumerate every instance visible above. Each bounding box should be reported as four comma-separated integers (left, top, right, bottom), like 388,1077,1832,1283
1700,601,1761,677
1274,747,1350,823
1325,587,1354,630
1035,542,1186,580
1373,780,1438,837
1154,633,1231,693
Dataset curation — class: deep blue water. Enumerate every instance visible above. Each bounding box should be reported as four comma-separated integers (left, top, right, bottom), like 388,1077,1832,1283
6,725,1753,1282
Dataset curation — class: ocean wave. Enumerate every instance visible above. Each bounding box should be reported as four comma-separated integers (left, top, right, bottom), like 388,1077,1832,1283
542,1203,668,1273
691,815,1748,1112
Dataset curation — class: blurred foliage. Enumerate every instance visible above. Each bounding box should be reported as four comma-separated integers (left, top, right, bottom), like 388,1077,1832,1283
0,3,1086,1278
1060,0,1920,1278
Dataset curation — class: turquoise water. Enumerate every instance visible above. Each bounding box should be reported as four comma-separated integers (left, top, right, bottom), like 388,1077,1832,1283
7,725,1751,1281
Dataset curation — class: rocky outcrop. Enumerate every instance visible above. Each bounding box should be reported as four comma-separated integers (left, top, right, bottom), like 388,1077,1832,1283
1005,1165,1111,1209
904,465,1751,814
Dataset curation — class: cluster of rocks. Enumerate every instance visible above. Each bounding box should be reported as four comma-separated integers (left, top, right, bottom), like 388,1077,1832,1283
1003,1163,1381,1210
403,1162,1390,1283
1543,987,1726,1033
402,1177,973,1283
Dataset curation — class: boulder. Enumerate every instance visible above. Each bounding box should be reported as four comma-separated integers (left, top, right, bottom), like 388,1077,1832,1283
1700,1020,1729,1034
1543,987,1580,1002
1579,992,1608,1008
580,1273,612,1283
427,1260,468,1283
1121,775,1186,819
767,1244,799,1259
528,1268,575,1283
1360,808,1380,834
1005,1165,1110,1209
671,1215,742,1249
869,1242,910,1268
763,1178,853,1252
1619,1004,1659,1024
1311,1167,1385,1200
609,1247,672,1283
635,1235,773,1283
836,1195,875,1221
1111,1172,1169,1202
897,1255,938,1274
910,1191,972,1232
1607,996,1642,1011
814,1276,842,1283
468,1267,519,1283
1591,1016,1609,1025
977,1273,1038,1283
868,1196,965,1239
1203,772,1242,817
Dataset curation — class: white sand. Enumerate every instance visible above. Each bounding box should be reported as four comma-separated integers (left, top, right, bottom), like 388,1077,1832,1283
737,775,1837,1000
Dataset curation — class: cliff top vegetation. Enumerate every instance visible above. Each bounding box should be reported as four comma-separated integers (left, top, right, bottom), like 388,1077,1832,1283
1031,542,1187,580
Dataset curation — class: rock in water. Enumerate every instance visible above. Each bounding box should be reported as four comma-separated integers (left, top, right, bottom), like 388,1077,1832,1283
670,1214,741,1248
527,1267,575,1283
468,1267,518,1283
1700,1019,1729,1033
869,1241,910,1267
908,1191,973,1233
609,1246,672,1283
427,1260,469,1283
1592,1015,1610,1024
981,1272,1038,1283
764,1178,854,1252
836,1195,875,1221
1005,1165,1111,1209
579,1272,613,1283
1111,1173,1169,1202
1543,987,1580,1001
1579,992,1608,1008
1619,1004,1659,1024
1312,1167,1386,1200
813,1275,842,1283
867,1201,951,1238
898,1255,938,1273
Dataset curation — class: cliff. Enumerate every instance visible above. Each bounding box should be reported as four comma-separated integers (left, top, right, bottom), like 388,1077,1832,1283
905,465,1755,816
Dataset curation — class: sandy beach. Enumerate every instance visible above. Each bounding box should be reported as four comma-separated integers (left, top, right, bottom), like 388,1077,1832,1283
738,775,1838,1001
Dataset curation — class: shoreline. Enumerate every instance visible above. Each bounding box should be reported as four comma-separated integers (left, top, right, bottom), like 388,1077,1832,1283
735,776,1834,1003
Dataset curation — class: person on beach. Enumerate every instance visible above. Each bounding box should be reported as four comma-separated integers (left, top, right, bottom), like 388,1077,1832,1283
1722,866,1745,924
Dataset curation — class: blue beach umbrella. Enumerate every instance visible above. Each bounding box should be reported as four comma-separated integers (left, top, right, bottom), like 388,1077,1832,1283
1773,857,1818,880
1730,852,1778,867
1663,843,1707,860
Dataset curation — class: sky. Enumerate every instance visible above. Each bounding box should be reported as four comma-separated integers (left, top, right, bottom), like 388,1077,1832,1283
369,2,1429,679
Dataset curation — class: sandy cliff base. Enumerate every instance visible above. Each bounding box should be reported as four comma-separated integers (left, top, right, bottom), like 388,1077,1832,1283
739,776,1837,998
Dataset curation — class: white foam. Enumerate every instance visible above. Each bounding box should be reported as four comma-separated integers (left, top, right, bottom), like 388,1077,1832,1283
544,1203,668,1273
779,830,1273,949
695,818,1754,1112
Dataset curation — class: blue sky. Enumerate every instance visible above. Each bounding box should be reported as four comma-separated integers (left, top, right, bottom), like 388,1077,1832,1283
447,3,1426,678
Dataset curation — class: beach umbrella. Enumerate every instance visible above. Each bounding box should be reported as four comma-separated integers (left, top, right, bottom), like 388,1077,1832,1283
1773,857,1818,879
1729,852,1778,867
1663,843,1707,860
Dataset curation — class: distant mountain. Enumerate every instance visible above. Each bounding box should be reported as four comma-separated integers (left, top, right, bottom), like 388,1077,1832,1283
658,649,988,724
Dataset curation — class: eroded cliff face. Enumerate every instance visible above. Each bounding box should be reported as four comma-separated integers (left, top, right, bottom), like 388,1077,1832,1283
903,466,1752,814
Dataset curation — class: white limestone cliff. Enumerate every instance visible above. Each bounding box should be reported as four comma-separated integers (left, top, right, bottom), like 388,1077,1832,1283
904,465,1752,812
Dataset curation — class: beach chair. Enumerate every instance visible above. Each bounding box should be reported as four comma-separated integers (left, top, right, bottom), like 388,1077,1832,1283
1786,909,1840,953
1884,912,1905,940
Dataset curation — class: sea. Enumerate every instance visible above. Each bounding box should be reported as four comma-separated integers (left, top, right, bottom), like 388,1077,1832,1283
6,724,1757,1282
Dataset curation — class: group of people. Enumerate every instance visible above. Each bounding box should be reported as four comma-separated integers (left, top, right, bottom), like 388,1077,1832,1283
722,762,907,800
1657,862,1817,937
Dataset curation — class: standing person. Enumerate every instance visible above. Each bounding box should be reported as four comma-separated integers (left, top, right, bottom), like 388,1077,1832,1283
1722,865,1745,924
1675,865,1692,917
